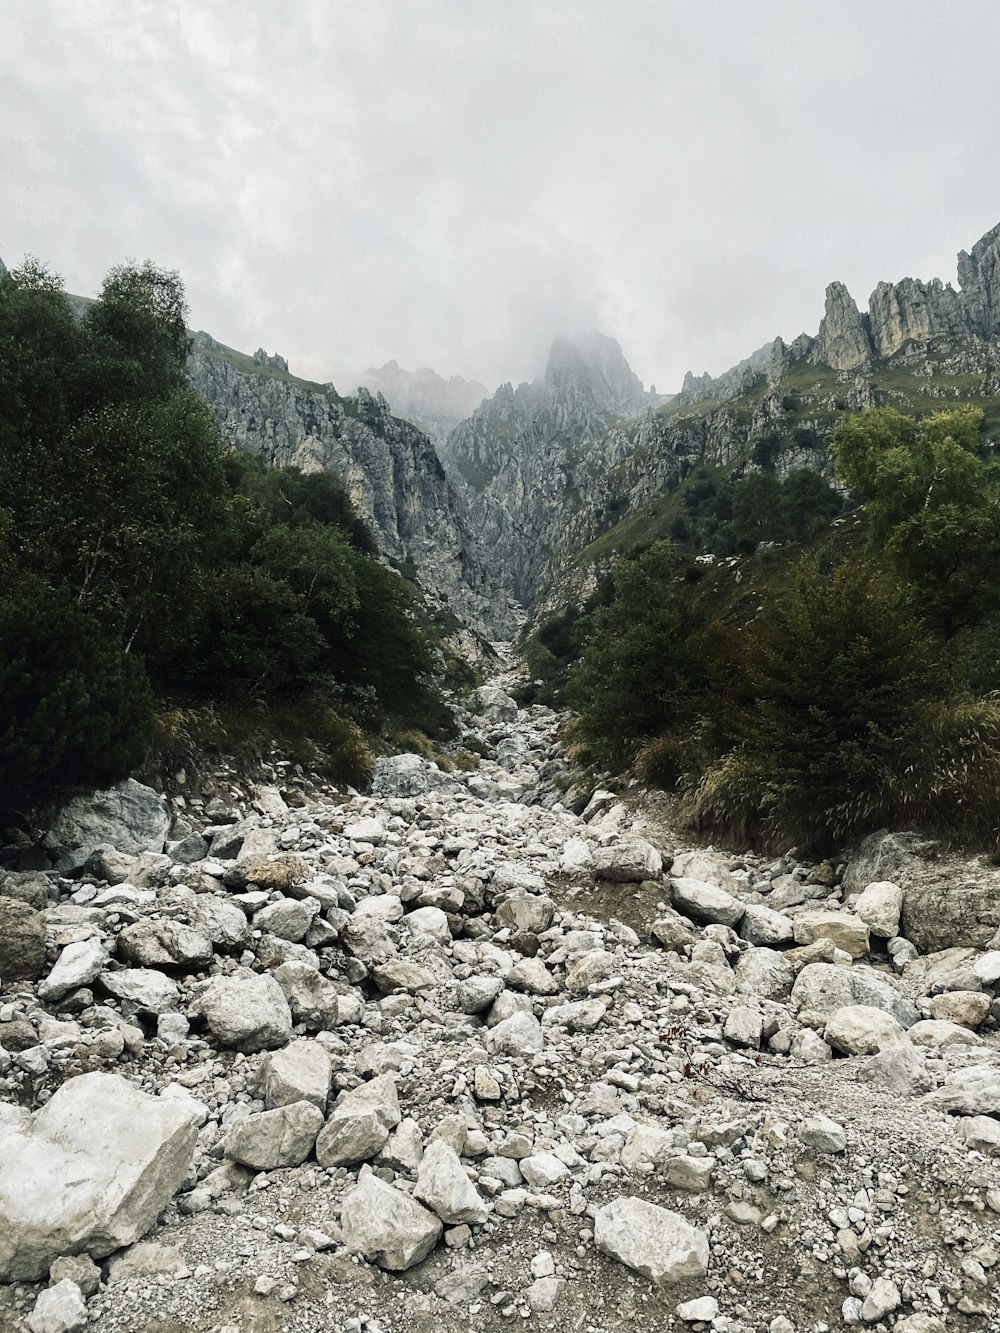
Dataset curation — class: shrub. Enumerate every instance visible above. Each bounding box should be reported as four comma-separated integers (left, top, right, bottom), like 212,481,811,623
0,581,154,813
687,557,938,852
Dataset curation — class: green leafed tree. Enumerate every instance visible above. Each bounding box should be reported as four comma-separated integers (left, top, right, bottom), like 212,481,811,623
832,406,1000,633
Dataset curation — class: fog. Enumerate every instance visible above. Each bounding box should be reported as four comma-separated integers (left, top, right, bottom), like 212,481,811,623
5,1,1000,393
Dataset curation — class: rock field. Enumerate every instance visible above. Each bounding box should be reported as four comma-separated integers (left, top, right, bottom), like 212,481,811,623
2,670,1000,1332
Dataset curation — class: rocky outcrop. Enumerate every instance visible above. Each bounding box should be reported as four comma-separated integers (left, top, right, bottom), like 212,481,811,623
812,282,872,371
187,335,517,637
349,360,488,452
439,333,653,605
868,277,966,358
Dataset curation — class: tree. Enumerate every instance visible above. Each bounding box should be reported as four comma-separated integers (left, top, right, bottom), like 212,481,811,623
692,557,938,851
82,260,190,404
732,471,785,552
569,542,698,768
0,578,153,811
832,406,1000,633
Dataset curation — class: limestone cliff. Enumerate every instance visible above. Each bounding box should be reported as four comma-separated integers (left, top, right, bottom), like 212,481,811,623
187,333,517,639
439,332,653,605
348,361,488,453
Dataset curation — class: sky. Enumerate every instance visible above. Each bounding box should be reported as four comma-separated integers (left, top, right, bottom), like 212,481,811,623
5,1,1000,395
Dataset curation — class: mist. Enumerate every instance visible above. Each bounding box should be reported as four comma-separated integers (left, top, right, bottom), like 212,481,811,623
4,0,1000,393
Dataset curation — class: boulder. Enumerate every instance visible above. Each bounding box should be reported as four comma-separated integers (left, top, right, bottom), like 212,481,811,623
99,968,180,1015
0,871,50,910
734,948,795,1001
370,753,464,799
670,877,745,928
117,919,213,972
37,939,108,1002
48,780,170,857
923,1066,1000,1116
315,1073,401,1167
928,991,991,1029
792,910,870,959
0,1072,197,1280
797,1114,846,1153
902,878,1000,953
253,897,315,943
258,1040,331,1111
495,894,555,933
738,904,794,947
791,962,919,1027
473,684,518,722
414,1139,489,1224
593,1196,709,1285
0,898,46,981
224,1101,324,1170
824,1005,905,1055
273,961,340,1031
591,839,662,883
26,1280,87,1333
486,1012,544,1056
853,881,903,937
650,911,697,953
196,970,292,1052
541,999,607,1032
340,1173,443,1270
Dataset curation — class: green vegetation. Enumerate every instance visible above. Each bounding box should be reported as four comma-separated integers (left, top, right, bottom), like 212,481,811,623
530,405,1000,853
0,256,446,816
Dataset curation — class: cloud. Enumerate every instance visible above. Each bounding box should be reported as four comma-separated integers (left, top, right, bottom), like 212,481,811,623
4,0,1000,393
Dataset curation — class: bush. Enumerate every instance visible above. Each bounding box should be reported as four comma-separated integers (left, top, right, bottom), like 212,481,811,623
688,557,938,852
0,581,154,811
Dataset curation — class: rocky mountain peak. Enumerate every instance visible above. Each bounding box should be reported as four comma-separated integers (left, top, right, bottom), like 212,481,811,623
812,281,872,372
544,331,648,417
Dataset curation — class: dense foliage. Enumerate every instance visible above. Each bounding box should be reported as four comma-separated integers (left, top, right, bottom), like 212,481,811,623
0,257,443,814
531,406,1000,852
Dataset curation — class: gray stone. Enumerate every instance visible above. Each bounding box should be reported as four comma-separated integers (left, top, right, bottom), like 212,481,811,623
273,960,340,1031
0,1072,197,1280
798,1114,846,1153
316,1073,401,1167
825,1005,904,1055
594,1196,709,1285
791,962,919,1027
486,1011,544,1055
734,947,795,1000
853,881,902,937
371,753,464,799
196,969,292,1052
495,893,555,933
924,1066,1000,1116
670,877,745,928
739,903,794,947
253,897,315,942
0,898,45,981
541,999,606,1032
259,1040,331,1111
340,1172,443,1270
591,839,662,883
118,919,213,971
99,968,180,1015
37,939,107,1001
415,1139,489,1224
224,1101,324,1170
792,910,870,959
26,1280,87,1333
49,779,170,857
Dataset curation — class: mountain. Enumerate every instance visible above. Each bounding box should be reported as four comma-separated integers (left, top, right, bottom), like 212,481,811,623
525,222,1000,617
348,360,489,452
186,333,519,642
439,331,654,605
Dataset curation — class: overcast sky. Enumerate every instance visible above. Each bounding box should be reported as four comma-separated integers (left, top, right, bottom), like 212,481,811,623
5,1,1000,395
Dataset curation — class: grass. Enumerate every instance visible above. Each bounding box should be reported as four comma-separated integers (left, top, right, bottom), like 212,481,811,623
147,698,373,791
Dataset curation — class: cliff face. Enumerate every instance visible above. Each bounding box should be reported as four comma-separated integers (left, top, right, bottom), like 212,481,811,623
439,332,652,605
187,334,518,639
349,361,489,452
